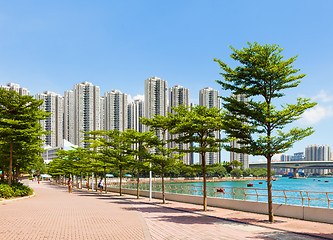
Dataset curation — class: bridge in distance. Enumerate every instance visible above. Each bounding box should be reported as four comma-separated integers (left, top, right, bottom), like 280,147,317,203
249,161,333,177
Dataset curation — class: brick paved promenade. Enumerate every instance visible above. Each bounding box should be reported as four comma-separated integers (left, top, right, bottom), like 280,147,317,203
1,180,332,240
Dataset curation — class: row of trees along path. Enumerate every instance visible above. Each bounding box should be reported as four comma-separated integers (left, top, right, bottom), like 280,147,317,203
48,42,316,223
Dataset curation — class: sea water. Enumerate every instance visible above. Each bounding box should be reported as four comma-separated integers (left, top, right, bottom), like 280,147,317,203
167,177,333,208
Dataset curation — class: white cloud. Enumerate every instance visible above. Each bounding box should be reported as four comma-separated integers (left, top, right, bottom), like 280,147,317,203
133,94,144,101
301,105,333,124
249,158,266,164
128,94,144,103
272,153,282,160
313,90,333,103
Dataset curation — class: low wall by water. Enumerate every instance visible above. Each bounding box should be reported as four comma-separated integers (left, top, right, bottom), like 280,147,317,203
108,187,333,224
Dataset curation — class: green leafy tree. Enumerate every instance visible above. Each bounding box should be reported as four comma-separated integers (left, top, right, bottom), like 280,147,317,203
170,105,226,211
230,168,243,178
207,163,227,177
215,42,316,222
229,160,243,169
0,88,50,186
82,130,106,191
99,129,136,196
141,115,183,204
125,129,158,199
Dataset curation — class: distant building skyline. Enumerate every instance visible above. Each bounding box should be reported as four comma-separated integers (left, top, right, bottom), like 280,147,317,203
4,81,332,166
0,83,30,96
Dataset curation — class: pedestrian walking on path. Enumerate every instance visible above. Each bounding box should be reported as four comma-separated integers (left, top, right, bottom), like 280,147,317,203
67,178,73,193
98,178,103,192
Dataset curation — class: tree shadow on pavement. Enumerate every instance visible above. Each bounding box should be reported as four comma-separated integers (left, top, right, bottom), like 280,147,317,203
123,206,178,213
251,231,333,240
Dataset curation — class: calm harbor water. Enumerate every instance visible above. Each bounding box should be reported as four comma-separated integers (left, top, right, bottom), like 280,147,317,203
166,177,333,208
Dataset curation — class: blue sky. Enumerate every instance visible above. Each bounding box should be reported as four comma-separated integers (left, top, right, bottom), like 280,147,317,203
0,0,332,162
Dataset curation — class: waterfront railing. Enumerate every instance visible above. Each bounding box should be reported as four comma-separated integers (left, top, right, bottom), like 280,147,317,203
111,183,333,209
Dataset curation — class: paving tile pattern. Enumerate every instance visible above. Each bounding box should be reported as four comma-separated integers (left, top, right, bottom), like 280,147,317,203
1,181,333,240
0,181,145,240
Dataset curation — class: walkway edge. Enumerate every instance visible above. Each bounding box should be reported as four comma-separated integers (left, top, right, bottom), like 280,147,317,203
1,192,36,204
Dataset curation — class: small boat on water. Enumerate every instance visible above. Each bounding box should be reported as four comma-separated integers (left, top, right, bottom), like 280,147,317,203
247,183,253,187
216,188,225,193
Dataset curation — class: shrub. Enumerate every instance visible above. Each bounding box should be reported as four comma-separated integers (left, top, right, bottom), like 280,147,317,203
0,184,14,198
0,181,33,199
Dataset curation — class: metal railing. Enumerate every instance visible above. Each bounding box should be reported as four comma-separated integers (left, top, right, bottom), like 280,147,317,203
113,183,333,209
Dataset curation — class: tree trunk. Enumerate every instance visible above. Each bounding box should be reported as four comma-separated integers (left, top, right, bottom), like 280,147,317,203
103,178,106,194
95,173,98,192
103,167,107,194
119,167,122,196
137,168,140,199
80,173,82,189
267,156,274,222
162,170,165,204
202,152,207,211
8,138,13,187
15,165,19,182
87,174,90,190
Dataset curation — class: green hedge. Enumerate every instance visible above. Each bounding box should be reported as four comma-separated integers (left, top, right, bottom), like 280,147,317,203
0,181,33,199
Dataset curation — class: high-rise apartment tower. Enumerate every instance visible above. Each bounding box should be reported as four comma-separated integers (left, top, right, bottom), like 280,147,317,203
64,82,101,147
103,90,128,131
199,87,221,165
169,85,192,164
128,98,144,133
144,77,167,139
0,83,30,96
35,91,64,148
229,94,250,169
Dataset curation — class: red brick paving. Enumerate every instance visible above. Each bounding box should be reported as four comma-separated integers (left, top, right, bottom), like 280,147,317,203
0,181,146,240
1,180,332,240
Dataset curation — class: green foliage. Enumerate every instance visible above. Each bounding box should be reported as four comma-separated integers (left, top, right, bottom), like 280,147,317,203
215,42,316,158
141,114,184,203
0,88,50,186
215,42,316,222
0,183,14,198
170,105,226,157
229,160,243,169
207,164,227,177
230,168,243,177
169,105,226,210
0,181,33,198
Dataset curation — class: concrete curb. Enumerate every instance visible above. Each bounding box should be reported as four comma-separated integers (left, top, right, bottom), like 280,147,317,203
1,192,36,204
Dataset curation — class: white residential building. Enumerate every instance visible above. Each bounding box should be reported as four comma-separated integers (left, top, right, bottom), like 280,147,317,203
144,77,168,139
305,144,331,175
100,96,105,131
35,91,64,148
64,90,75,145
199,87,221,165
169,85,192,164
128,98,144,133
64,82,101,147
0,83,30,95
229,94,250,169
104,89,128,131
